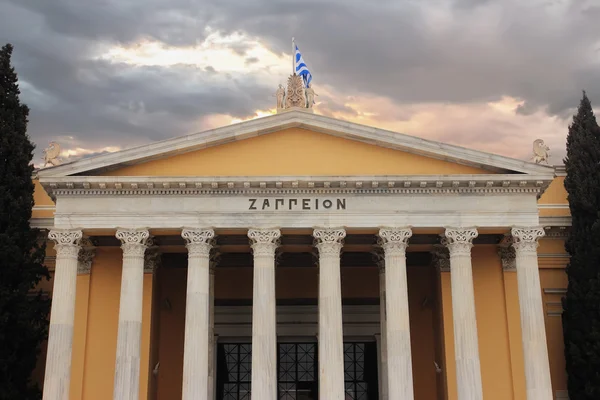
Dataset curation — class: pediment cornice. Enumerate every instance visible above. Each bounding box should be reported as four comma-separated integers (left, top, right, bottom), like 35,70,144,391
37,110,555,177
40,174,553,199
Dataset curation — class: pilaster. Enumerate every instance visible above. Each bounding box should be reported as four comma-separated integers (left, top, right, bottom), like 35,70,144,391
498,237,527,400
372,249,388,400
70,237,96,400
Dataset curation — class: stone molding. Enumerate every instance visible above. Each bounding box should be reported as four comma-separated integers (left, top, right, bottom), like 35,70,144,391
248,228,281,257
371,248,385,272
444,227,478,256
144,246,161,274
431,245,451,272
512,226,545,253
37,110,554,178
78,245,96,275
498,246,516,271
48,229,83,258
42,175,552,200
378,227,412,255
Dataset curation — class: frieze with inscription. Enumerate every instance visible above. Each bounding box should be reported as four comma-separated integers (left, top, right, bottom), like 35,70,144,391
249,198,346,211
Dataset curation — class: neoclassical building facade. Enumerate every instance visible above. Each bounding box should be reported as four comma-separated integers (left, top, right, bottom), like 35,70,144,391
32,110,570,400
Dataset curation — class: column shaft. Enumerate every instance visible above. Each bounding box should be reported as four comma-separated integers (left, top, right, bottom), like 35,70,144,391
113,229,149,400
248,229,281,400
208,263,216,400
445,227,483,400
43,230,83,400
378,267,389,400
512,227,553,400
314,228,346,400
181,229,214,400
379,228,414,400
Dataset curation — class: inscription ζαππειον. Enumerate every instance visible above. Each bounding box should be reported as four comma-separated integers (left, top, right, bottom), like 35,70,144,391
248,198,346,211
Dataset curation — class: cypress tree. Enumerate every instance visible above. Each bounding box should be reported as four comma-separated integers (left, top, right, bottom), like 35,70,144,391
563,91,600,399
0,43,50,399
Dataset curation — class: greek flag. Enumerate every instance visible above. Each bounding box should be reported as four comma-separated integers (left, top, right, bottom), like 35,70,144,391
294,45,312,87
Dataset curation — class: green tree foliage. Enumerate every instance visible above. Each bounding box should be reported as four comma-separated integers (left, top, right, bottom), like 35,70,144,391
563,91,600,400
0,43,50,399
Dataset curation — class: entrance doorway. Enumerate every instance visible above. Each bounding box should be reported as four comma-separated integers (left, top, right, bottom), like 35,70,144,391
216,342,378,400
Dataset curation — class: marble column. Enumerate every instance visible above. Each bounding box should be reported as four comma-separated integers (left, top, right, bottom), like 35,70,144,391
379,228,414,400
248,228,281,400
181,228,215,400
444,227,483,400
313,228,346,400
113,229,150,400
208,252,219,400
43,229,83,400
373,249,389,400
511,227,553,400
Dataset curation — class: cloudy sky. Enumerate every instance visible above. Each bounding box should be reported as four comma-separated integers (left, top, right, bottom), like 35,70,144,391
1,0,599,166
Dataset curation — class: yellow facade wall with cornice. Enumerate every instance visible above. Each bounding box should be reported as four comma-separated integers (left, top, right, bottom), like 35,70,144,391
103,128,493,177
29,127,571,399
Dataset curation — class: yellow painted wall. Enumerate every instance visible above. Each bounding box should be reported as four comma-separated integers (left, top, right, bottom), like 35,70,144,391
103,128,491,177
153,263,439,400
538,177,568,205
538,238,569,396
70,274,91,400
81,248,120,399
32,179,55,219
538,177,570,218
439,247,524,400
78,248,155,400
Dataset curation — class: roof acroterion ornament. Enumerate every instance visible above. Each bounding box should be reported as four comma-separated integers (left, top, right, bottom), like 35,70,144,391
42,141,62,167
275,38,316,113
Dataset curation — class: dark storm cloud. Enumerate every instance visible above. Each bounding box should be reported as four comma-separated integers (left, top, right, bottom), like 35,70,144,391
214,0,600,116
0,0,599,160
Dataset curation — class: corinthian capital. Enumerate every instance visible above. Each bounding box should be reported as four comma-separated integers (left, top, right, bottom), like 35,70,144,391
431,245,450,272
248,228,281,257
444,227,478,256
182,228,215,257
49,229,83,259
116,228,149,257
144,247,161,273
313,227,346,255
378,227,412,255
511,227,545,253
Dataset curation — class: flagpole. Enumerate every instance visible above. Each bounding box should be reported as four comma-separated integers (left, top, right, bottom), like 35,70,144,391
292,37,295,75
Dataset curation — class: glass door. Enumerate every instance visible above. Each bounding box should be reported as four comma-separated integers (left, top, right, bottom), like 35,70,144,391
216,341,378,400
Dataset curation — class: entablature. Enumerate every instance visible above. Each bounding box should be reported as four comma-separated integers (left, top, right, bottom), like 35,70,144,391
40,174,553,199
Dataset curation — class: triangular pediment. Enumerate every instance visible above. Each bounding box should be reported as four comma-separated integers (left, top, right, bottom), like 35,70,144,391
37,110,554,178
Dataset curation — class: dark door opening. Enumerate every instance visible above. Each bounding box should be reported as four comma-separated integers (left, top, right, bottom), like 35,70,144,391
216,341,378,400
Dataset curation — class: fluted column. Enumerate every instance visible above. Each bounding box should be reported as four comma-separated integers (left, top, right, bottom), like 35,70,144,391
511,227,553,400
113,229,150,400
373,250,389,400
379,228,414,400
444,227,483,400
248,228,281,400
208,255,219,400
313,228,346,400
181,228,215,400
43,229,83,400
